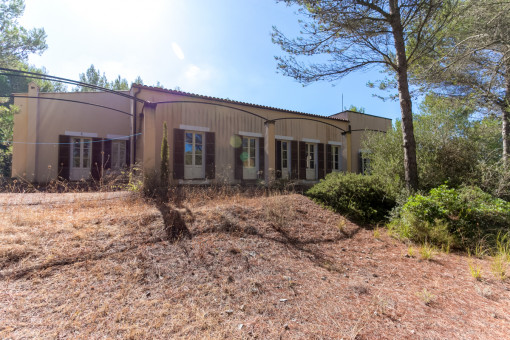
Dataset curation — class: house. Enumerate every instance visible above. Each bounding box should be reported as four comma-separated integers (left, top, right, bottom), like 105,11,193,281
11,83,391,184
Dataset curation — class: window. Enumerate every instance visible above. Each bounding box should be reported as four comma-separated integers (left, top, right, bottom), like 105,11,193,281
306,143,315,169
111,141,126,169
332,145,341,171
185,132,203,166
184,131,205,179
72,137,91,169
360,151,371,175
70,137,92,181
242,137,256,168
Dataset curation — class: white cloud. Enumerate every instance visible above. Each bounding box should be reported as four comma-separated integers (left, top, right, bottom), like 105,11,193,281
172,42,185,60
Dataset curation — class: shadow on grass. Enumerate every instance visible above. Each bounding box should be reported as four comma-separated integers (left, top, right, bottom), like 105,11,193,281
2,193,359,280
154,199,192,241
195,212,361,274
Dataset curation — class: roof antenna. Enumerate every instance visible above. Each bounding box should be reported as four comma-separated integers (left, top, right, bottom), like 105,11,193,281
342,93,344,111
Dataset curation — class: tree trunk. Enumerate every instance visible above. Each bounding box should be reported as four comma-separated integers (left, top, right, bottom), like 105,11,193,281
503,58,510,169
390,0,419,192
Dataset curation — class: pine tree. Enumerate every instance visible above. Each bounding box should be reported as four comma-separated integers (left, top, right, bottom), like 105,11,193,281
160,122,169,187
273,0,460,191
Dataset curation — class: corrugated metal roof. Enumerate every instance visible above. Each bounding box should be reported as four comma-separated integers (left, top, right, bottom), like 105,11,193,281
132,84,349,122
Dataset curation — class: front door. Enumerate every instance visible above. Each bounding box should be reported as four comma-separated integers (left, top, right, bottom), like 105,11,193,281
184,131,204,179
305,143,316,180
242,137,257,180
70,137,91,181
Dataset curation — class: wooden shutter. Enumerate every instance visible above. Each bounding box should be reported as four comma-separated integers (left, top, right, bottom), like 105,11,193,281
205,132,215,179
359,151,363,174
326,144,332,174
291,140,298,179
173,129,184,179
318,143,325,179
275,140,282,179
103,139,112,169
58,135,71,180
126,139,131,166
299,141,306,180
91,138,103,180
234,134,243,180
258,137,264,178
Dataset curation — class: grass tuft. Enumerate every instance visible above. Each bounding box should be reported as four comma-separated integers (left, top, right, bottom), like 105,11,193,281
416,288,436,306
468,260,483,281
419,243,435,260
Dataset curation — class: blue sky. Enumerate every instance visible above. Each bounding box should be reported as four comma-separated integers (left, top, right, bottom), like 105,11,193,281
20,0,403,121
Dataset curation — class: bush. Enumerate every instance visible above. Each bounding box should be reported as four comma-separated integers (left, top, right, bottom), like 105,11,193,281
389,185,510,251
306,172,396,224
362,94,503,195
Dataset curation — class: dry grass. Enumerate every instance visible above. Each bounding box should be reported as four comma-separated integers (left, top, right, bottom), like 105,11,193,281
1,191,510,339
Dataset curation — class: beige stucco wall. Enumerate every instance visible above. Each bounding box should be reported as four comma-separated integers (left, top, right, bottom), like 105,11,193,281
12,84,131,182
133,87,350,184
331,111,392,172
11,84,391,183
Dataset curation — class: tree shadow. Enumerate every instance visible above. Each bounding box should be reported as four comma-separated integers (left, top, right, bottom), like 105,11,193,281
194,213,361,274
154,199,192,241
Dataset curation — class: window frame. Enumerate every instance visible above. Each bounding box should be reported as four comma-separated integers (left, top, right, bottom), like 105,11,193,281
242,136,257,169
111,140,126,170
332,145,341,171
281,141,288,169
185,131,204,167
306,143,315,170
71,137,91,169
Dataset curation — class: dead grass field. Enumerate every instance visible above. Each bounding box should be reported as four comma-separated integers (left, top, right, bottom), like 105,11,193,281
1,192,509,339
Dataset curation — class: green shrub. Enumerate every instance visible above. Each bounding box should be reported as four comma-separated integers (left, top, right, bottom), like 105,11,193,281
389,185,510,251
306,172,396,224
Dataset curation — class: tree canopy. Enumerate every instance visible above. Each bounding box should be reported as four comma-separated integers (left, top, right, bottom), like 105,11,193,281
0,0,47,67
75,64,146,92
363,93,507,198
410,0,510,168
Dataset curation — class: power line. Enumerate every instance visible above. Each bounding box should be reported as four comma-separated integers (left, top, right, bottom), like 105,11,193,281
0,133,141,145
0,67,147,104
3,95,133,117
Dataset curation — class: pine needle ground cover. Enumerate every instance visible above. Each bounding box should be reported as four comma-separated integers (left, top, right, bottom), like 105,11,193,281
1,192,509,339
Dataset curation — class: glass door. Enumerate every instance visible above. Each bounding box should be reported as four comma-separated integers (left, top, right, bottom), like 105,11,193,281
184,131,204,179
242,137,257,180
70,137,91,180
305,143,316,180
281,141,289,179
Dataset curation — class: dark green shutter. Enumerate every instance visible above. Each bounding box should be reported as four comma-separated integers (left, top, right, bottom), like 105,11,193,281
126,139,131,166
58,135,71,180
173,129,184,179
234,134,243,180
205,132,215,179
103,139,112,169
91,138,103,180
318,143,325,179
275,140,282,179
299,141,306,180
359,151,363,174
290,140,298,179
258,137,264,178
326,144,332,174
